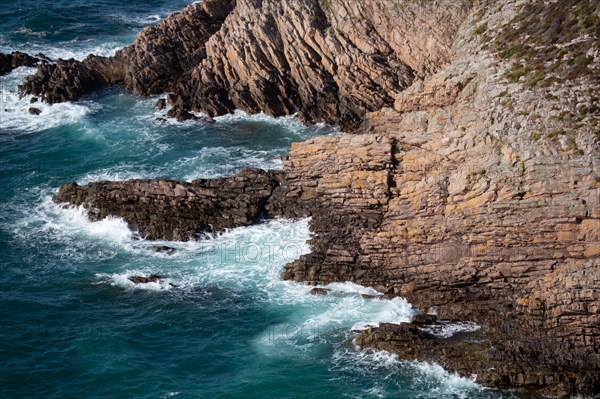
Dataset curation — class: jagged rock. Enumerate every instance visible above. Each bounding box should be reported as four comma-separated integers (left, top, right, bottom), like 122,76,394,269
268,1,600,395
23,0,600,396
166,106,196,121
155,98,166,110
18,1,234,104
0,51,42,76
115,0,236,96
53,168,282,241
411,313,438,325
360,294,380,300
356,323,500,386
29,97,38,104
28,107,41,115
18,55,124,103
309,288,329,296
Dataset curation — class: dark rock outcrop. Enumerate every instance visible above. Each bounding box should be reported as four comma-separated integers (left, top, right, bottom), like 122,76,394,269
19,55,123,103
155,98,166,111
0,51,44,76
53,168,282,240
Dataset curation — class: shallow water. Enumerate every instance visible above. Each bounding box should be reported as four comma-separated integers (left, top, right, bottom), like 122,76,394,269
0,1,532,398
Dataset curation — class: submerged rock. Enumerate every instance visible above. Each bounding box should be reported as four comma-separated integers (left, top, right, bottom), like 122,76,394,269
128,274,164,284
309,288,329,296
28,107,41,115
152,245,176,255
155,98,166,111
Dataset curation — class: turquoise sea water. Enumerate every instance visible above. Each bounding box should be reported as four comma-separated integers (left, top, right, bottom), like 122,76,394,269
0,2,532,398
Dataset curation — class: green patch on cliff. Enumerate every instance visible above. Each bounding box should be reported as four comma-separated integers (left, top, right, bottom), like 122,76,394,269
493,0,599,88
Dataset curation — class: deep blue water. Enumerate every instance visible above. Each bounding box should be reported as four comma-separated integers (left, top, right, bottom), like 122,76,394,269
0,2,531,398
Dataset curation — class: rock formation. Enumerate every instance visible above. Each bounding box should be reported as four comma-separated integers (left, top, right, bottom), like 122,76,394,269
268,1,600,396
35,0,600,396
53,168,282,240
0,51,46,76
19,0,469,130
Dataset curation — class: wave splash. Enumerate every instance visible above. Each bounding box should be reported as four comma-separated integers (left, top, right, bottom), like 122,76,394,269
0,67,93,133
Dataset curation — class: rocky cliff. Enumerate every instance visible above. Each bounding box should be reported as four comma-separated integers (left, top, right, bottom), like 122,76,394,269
31,0,600,396
270,0,600,396
18,0,470,130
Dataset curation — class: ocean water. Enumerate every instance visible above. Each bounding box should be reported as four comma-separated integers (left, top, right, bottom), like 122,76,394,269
0,2,531,398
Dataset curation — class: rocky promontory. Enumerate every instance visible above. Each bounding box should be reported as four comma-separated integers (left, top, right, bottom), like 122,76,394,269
54,168,281,240
0,51,46,76
34,0,600,396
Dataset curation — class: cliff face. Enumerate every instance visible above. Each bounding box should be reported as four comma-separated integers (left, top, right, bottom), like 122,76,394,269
181,0,470,129
19,0,470,130
27,0,600,396
272,0,600,396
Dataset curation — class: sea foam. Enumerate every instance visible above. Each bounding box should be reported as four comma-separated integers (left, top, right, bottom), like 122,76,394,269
0,67,93,133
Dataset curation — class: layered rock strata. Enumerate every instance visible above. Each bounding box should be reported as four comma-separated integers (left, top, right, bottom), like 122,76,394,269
269,1,600,395
53,168,281,240
19,0,471,130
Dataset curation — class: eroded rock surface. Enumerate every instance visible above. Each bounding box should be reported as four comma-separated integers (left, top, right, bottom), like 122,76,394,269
0,51,46,76
53,168,282,240
19,0,470,130
19,0,234,103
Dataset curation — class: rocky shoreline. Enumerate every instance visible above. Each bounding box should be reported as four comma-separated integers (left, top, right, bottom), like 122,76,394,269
10,0,600,396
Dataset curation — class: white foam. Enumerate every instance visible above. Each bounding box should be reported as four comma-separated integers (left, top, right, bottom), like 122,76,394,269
0,37,124,61
0,67,93,133
97,271,175,291
177,147,285,181
253,281,413,353
419,321,481,338
410,361,481,396
13,27,49,39
330,349,484,399
71,147,283,188
12,188,486,397
318,282,383,296
215,110,339,139
36,199,134,244
76,166,156,185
